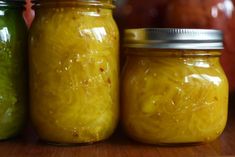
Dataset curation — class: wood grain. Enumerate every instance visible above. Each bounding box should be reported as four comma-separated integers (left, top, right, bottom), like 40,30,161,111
0,95,235,157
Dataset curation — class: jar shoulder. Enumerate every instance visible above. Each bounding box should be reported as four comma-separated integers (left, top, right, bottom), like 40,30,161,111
123,56,228,88
30,8,119,45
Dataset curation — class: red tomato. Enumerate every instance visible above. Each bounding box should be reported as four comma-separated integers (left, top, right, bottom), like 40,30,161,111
224,9,235,92
23,0,35,27
164,0,235,92
117,0,167,28
164,0,227,29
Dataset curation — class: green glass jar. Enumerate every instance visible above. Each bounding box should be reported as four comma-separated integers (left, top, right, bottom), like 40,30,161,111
0,0,27,140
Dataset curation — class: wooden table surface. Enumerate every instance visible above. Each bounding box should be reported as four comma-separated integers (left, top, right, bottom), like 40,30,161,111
1,95,235,157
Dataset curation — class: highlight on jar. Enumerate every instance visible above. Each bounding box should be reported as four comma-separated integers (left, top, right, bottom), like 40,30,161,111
121,28,229,145
29,0,119,144
0,0,28,140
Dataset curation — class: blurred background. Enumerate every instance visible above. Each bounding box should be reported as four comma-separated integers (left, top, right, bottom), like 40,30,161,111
24,0,235,95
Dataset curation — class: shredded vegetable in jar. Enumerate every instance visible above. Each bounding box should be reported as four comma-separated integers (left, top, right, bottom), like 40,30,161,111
29,0,119,144
122,28,228,144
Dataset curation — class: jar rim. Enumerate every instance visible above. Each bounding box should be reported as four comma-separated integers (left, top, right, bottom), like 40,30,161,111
124,28,224,50
32,0,115,9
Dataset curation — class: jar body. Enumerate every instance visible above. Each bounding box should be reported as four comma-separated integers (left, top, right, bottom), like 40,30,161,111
0,5,27,140
122,49,228,144
29,2,119,144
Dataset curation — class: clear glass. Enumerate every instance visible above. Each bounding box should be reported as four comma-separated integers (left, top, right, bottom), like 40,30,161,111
29,0,119,144
0,4,27,140
122,49,228,145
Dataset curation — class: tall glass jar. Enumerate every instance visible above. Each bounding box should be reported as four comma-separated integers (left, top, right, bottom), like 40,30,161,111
122,28,228,145
29,0,119,144
0,0,27,140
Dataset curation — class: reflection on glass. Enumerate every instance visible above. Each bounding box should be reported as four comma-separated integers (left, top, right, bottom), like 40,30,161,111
0,27,10,42
80,27,107,42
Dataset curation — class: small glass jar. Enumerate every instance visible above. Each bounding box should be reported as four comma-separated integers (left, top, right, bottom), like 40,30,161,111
122,28,228,145
0,0,27,140
29,0,119,144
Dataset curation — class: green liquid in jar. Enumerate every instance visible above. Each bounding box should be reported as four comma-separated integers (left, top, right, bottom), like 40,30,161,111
0,5,27,140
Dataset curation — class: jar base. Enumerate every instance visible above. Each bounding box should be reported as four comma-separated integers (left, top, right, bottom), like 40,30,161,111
127,136,216,146
37,138,107,146
131,139,209,147
152,142,205,147
0,134,20,141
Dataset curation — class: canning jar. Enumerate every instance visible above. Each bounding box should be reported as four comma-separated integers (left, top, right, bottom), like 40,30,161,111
29,0,119,144
122,28,228,145
0,0,27,140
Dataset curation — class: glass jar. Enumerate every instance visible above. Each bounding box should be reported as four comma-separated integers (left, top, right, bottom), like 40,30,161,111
122,28,228,145
0,0,27,140
29,0,119,144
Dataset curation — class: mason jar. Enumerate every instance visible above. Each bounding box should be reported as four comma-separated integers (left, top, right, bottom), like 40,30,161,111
0,0,27,140
29,0,119,144
122,28,228,145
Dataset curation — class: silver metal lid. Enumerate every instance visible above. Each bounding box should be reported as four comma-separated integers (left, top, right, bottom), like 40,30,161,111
124,28,224,50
